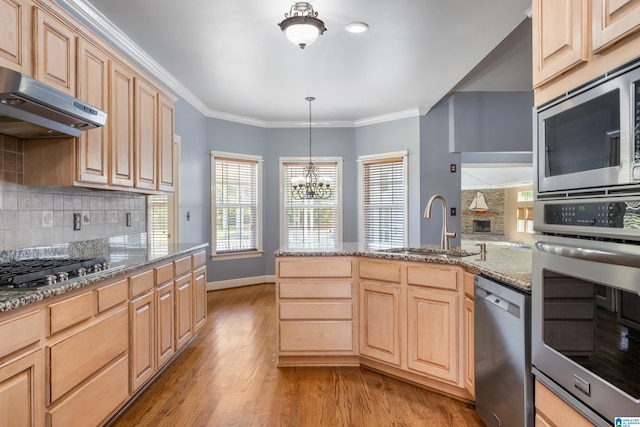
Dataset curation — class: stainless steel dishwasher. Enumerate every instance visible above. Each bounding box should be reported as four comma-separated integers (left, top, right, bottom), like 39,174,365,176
475,274,533,427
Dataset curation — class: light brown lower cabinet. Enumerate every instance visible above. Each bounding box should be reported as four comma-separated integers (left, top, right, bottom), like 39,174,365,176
276,256,474,400
0,249,207,427
156,281,176,368
193,265,207,332
175,273,194,350
534,379,594,426
407,285,459,383
129,291,155,393
277,257,356,357
0,348,44,427
359,280,401,366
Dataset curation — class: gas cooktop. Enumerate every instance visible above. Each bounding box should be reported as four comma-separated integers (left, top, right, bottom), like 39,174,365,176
0,257,110,289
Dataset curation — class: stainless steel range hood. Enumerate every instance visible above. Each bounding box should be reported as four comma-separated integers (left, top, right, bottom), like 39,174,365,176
0,66,107,139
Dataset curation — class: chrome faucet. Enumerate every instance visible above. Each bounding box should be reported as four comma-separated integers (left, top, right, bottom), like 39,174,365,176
424,194,456,250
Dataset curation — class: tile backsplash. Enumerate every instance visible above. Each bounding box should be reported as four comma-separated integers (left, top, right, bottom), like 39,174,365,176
0,135,146,251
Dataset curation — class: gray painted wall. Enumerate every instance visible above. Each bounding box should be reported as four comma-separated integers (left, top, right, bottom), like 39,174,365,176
420,100,463,247
448,91,533,153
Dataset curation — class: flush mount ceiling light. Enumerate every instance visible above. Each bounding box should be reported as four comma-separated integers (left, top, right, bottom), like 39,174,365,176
345,22,368,33
278,2,327,49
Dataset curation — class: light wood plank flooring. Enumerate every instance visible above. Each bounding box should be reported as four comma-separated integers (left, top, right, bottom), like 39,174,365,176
111,284,485,427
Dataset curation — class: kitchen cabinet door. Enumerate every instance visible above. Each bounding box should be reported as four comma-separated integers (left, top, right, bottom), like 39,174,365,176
109,60,135,187
76,37,109,185
130,291,155,393
532,0,588,88
155,281,175,369
157,93,175,192
463,295,475,398
193,266,207,332
592,0,640,53
175,274,193,350
407,286,459,384
359,280,401,366
134,77,157,191
0,0,29,74
0,349,44,427
33,7,76,95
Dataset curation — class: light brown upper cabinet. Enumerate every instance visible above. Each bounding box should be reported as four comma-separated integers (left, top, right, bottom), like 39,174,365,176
158,93,176,192
76,37,109,185
533,0,640,105
33,6,76,96
0,0,30,74
134,77,158,191
109,60,135,188
592,0,640,53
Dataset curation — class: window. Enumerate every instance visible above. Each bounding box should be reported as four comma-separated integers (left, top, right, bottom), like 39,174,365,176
280,158,342,248
148,195,169,256
211,151,263,258
358,151,407,249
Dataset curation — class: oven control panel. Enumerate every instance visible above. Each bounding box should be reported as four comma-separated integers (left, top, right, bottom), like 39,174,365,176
543,201,640,229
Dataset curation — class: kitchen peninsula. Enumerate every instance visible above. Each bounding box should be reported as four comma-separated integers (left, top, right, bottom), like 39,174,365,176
275,243,531,401
0,234,207,427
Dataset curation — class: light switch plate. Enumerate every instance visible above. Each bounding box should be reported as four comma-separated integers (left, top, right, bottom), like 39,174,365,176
73,213,81,231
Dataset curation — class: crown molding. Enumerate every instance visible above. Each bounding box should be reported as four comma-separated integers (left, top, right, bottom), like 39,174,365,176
354,108,424,127
58,0,431,129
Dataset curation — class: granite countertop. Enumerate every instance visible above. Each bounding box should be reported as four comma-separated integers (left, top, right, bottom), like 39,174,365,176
0,233,208,313
275,242,532,292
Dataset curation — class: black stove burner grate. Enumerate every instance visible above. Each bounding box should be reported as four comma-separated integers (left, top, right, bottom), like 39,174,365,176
0,257,109,289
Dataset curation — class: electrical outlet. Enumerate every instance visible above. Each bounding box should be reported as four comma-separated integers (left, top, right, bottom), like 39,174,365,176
73,213,81,231
126,212,131,227
450,164,457,173
450,207,457,216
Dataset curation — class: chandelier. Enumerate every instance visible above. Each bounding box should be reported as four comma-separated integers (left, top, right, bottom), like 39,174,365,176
291,97,332,200
278,2,327,49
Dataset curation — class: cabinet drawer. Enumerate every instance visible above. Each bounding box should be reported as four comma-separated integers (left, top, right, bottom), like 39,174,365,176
47,354,128,427
280,321,353,351
192,250,206,268
155,262,174,285
280,302,352,320
359,260,401,283
130,269,154,297
279,259,353,278
0,310,40,359
174,256,191,276
407,264,459,291
48,292,93,335
279,281,352,299
97,279,128,313
49,308,128,403
535,380,594,427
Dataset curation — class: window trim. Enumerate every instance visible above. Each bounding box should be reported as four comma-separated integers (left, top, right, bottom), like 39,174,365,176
279,156,343,248
210,150,264,260
357,150,408,248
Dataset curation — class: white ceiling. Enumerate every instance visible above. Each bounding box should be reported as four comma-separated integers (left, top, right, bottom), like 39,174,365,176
65,0,533,126
461,164,533,190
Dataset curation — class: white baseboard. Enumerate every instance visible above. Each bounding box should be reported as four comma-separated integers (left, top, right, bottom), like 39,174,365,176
207,275,276,291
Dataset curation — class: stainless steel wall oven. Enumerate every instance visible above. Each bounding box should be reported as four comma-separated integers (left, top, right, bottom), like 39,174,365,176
532,197,640,424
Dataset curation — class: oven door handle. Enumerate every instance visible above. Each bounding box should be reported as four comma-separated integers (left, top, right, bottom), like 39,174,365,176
535,241,640,268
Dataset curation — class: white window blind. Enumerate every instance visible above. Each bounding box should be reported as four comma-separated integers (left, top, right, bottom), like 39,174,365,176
213,155,259,254
361,155,407,248
148,195,169,256
282,161,340,248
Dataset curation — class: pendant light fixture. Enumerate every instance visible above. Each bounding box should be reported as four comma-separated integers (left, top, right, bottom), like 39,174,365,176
278,2,327,49
291,97,332,200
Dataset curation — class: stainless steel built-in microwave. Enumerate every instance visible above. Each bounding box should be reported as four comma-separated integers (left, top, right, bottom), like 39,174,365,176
536,60,640,196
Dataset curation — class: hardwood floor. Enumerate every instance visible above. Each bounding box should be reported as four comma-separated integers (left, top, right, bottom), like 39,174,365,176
111,284,485,427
